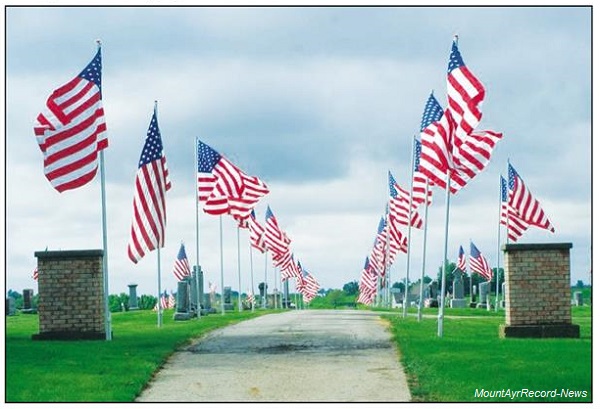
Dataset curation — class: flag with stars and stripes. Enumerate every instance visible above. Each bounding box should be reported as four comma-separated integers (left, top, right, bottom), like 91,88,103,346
388,171,423,229
172,242,191,281
506,164,555,239
196,140,269,218
412,138,433,206
264,206,291,256
457,245,466,272
500,175,527,241
127,106,171,263
34,46,108,193
248,210,267,253
469,242,493,281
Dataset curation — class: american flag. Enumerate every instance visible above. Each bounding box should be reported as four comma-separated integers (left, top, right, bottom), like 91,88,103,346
197,140,269,218
388,171,423,229
298,263,319,303
419,40,502,193
126,106,171,263
469,242,493,281
168,291,176,309
172,242,191,281
412,138,433,206
456,245,466,272
507,163,555,238
32,267,39,281
248,210,267,253
264,206,290,256
246,290,255,306
358,257,378,305
153,291,169,311
34,47,108,193
500,175,527,241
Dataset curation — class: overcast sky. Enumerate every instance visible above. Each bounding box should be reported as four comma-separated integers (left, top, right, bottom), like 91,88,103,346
4,5,592,298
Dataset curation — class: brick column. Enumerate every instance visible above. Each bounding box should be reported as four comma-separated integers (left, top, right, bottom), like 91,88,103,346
500,243,579,338
33,249,106,340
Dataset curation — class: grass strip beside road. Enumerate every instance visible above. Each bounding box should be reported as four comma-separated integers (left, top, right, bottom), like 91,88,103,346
384,307,591,402
5,309,274,402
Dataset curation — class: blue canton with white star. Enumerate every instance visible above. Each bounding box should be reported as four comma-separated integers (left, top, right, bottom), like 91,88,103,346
414,138,422,171
508,163,519,191
388,171,398,198
447,41,465,73
78,49,102,92
139,112,164,167
420,93,444,131
197,140,222,173
501,176,508,202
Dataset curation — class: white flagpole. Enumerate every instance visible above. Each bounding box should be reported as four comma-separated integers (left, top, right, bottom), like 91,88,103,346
437,170,451,337
237,226,243,312
385,210,391,309
404,137,417,318
96,40,111,341
417,178,431,322
273,266,278,309
195,137,201,318
249,240,255,312
495,174,503,312
220,215,225,315
263,251,268,308
157,247,162,327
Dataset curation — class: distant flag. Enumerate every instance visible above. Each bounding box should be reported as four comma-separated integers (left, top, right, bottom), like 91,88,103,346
154,291,169,311
412,138,433,206
196,140,269,218
126,105,171,263
469,242,493,281
168,291,176,309
507,163,555,238
298,264,319,303
388,171,423,229
500,175,527,241
34,45,108,193
358,257,378,305
32,267,39,281
172,242,191,281
456,245,466,272
248,210,267,253
264,206,290,256
246,290,255,306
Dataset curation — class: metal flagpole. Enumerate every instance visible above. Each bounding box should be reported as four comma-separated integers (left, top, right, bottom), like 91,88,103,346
249,241,255,312
417,178,430,322
195,137,201,318
495,174,502,312
220,215,225,315
157,247,162,327
273,266,278,309
437,170,451,337
404,137,417,318
385,210,391,309
237,226,243,312
263,251,268,308
96,40,111,341
99,150,111,340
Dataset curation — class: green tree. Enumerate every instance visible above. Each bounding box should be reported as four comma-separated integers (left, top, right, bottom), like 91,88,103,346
139,294,157,310
391,281,405,293
342,281,359,295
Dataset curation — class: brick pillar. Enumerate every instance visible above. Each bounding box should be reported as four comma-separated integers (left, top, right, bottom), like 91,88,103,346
33,249,106,340
500,243,579,338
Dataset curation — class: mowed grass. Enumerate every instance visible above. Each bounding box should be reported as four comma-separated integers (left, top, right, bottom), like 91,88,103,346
384,307,591,402
5,309,274,402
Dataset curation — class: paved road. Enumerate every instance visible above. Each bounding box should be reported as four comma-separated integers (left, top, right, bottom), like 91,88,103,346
136,309,411,402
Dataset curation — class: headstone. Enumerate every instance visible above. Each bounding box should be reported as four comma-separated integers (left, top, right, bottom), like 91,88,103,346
190,269,198,314
6,298,16,316
174,279,190,321
195,266,206,315
128,284,139,310
22,289,35,313
477,282,489,308
424,281,438,307
501,282,506,309
390,288,403,308
574,291,583,306
450,274,466,308
223,286,234,311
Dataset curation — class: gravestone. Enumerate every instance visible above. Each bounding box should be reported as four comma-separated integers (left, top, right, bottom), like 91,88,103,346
174,279,191,321
500,243,579,338
223,286,234,311
501,282,506,308
128,284,139,310
574,291,583,306
450,273,466,308
424,281,438,307
190,269,198,315
22,289,36,313
193,266,207,315
6,298,16,316
390,288,403,308
477,282,489,309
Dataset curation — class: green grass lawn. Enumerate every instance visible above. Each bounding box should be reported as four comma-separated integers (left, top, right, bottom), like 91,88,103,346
5,309,274,402
384,307,592,402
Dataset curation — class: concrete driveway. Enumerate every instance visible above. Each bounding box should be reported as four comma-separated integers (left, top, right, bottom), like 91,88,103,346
136,309,411,402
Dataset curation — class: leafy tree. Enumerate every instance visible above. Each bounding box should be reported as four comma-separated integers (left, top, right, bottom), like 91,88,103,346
437,261,457,295
391,281,405,293
576,280,585,288
342,281,359,295
139,294,157,310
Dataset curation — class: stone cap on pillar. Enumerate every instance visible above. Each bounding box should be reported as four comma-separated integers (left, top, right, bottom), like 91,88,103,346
35,249,104,259
501,243,572,252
